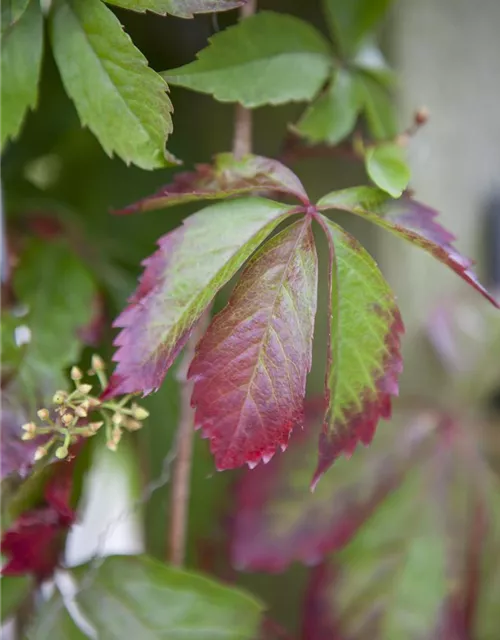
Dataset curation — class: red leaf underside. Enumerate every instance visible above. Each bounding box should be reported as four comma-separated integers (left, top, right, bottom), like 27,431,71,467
114,153,310,214
188,217,318,470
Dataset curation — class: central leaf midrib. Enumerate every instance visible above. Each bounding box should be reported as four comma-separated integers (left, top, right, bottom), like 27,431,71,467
170,51,331,79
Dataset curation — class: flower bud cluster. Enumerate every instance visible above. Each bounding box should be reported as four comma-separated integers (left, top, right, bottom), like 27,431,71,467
20,354,149,461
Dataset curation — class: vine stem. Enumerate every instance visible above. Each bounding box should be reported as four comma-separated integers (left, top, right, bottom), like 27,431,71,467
168,313,210,566
232,0,256,158
168,0,256,567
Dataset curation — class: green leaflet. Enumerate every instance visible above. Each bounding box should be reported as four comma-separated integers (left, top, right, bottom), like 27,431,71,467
1,240,96,409
314,216,402,483
357,72,398,139
322,0,394,56
49,0,174,169
164,11,332,108
104,0,244,18
1,0,43,148
365,142,410,197
29,555,263,639
294,69,361,145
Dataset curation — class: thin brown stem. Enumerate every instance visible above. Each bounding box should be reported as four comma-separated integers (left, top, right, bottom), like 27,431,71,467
232,0,257,159
168,312,210,566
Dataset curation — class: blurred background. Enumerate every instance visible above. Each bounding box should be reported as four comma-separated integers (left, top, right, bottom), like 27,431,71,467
2,0,500,637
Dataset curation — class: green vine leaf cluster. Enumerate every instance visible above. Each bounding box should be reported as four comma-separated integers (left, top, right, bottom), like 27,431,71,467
0,0,245,167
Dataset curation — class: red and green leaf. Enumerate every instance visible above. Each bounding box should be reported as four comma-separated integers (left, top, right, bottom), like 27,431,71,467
115,153,310,214
104,198,299,398
302,417,500,640
188,218,317,471
231,404,435,572
314,217,403,486
317,187,499,307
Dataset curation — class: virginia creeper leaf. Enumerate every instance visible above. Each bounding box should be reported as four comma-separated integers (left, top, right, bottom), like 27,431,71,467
104,198,299,398
1,0,43,148
106,0,246,18
164,11,332,108
188,218,318,471
293,69,361,145
104,0,244,18
231,405,436,572
49,0,174,170
304,469,448,640
314,217,403,485
365,143,410,197
317,187,499,307
30,555,263,639
303,418,500,640
322,0,394,57
115,153,309,214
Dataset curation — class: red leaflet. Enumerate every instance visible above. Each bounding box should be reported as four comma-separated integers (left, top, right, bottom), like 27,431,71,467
386,198,498,307
114,153,310,214
188,218,318,470
317,188,498,308
1,458,76,581
231,405,434,572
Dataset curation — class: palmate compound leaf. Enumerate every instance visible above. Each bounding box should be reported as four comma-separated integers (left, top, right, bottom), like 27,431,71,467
104,198,301,398
1,0,44,148
28,555,263,640
188,218,317,471
114,153,310,215
313,216,404,486
303,417,500,640
164,11,332,108
49,0,174,170
231,405,437,572
316,187,499,308
104,0,244,18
